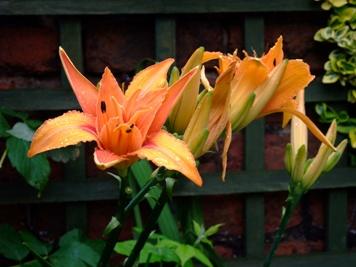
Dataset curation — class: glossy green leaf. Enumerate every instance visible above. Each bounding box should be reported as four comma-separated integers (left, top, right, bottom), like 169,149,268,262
0,112,10,137
7,122,34,141
20,230,52,256
46,145,81,163
6,137,50,192
0,224,29,261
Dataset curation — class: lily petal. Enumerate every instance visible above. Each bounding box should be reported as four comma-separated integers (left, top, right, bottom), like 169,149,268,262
264,107,336,151
221,122,232,181
136,130,202,186
148,67,198,135
94,148,130,170
203,65,234,152
261,59,315,115
261,36,284,71
230,57,268,122
202,51,222,63
28,111,97,157
125,58,174,98
59,48,98,115
96,67,126,132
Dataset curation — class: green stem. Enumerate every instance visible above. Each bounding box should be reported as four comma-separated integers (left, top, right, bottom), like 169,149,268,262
263,194,301,267
97,170,161,267
0,148,7,168
123,181,169,267
97,175,129,267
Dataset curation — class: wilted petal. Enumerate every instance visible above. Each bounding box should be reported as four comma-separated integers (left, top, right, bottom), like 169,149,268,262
125,58,174,98
136,130,202,186
59,48,98,115
221,122,232,181
28,111,97,157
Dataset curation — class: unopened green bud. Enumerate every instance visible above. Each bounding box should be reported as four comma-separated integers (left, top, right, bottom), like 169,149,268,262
324,139,348,172
284,143,293,174
231,92,255,131
239,59,288,128
291,144,307,183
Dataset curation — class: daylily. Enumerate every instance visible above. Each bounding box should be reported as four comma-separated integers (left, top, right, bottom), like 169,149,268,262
168,47,204,134
28,48,202,186
164,48,234,180
203,36,335,150
285,90,347,190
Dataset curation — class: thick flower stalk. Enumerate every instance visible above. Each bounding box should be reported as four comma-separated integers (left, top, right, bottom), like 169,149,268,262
28,48,202,186
264,89,347,267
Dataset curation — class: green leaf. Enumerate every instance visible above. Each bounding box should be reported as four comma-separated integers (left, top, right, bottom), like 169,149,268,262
193,220,202,237
103,216,120,237
20,230,52,256
0,107,28,121
350,128,356,148
322,72,339,83
0,224,29,261
59,229,83,247
191,246,214,267
131,160,181,241
0,112,10,137
7,122,34,141
205,223,223,237
6,137,50,192
46,145,81,163
175,244,196,266
50,241,99,267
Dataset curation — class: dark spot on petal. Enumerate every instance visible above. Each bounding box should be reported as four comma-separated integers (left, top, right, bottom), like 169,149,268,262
126,128,132,133
273,58,277,66
130,123,134,129
101,101,106,113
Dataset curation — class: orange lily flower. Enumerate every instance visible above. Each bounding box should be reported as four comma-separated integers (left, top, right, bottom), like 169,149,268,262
203,36,335,150
28,48,202,186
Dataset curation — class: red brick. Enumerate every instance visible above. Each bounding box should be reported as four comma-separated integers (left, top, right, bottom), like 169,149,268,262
264,114,290,170
0,18,58,74
0,75,60,90
265,12,330,74
226,19,244,53
265,192,302,234
267,239,324,256
202,195,244,236
176,16,226,67
83,17,155,75
307,191,325,227
214,245,235,259
30,203,66,242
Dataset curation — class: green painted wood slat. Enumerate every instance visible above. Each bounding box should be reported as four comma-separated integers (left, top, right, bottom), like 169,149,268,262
0,80,345,111
226,252,356,267
0,168,354,204
327,189,348,252
0,168,355,204
244,15,265,258
59,18,88,231
0,0,321,15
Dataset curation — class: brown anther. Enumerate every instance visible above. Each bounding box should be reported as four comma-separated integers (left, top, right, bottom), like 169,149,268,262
100,101,106,113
